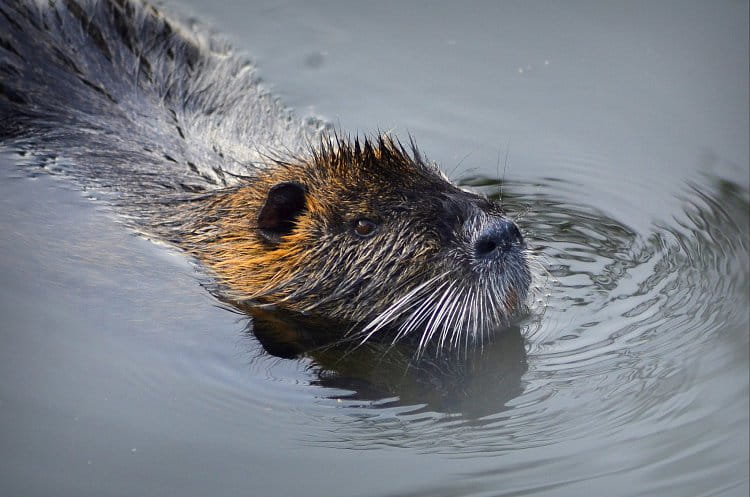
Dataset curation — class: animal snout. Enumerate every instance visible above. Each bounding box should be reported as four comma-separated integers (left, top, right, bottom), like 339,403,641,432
474,218,524,259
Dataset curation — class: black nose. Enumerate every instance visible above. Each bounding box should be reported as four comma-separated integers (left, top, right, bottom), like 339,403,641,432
474,219,524,259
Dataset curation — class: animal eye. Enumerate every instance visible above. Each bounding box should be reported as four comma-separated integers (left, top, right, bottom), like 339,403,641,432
353,218,378,238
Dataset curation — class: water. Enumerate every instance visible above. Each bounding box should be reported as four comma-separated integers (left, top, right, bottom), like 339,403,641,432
1,1,748,496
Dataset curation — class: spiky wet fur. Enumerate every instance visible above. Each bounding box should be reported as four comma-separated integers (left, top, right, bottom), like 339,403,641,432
0,0,532,352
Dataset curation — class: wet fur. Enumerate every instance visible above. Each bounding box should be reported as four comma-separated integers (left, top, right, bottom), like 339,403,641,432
0,0,532,351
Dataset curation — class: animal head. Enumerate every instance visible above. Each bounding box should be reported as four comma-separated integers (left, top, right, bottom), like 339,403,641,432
194,135,531,349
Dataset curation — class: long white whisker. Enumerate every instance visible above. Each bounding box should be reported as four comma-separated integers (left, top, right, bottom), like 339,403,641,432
439,285,464,349
395,280,451,343
419,283,457,352
356,273,445,345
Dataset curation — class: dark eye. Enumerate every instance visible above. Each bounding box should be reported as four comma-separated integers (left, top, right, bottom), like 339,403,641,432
353,218,378,238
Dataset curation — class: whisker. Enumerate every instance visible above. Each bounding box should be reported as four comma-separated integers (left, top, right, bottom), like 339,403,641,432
499,138,510,203
419,283,457,353
355,273,445,345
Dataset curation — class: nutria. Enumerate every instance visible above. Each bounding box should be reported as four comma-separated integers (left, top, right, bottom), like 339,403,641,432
0,0,532,350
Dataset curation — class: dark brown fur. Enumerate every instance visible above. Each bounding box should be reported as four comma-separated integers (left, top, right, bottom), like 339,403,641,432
0,0,532,347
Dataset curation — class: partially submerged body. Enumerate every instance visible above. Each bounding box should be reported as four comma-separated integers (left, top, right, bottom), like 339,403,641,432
0,0,531,348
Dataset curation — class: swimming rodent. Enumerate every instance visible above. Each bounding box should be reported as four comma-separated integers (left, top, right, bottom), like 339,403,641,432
0,0,532,349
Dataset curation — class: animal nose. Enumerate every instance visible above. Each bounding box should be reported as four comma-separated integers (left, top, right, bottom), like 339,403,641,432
474,219,524,259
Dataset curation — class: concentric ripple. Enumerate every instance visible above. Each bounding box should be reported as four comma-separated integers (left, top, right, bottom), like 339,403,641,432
266,174,748,468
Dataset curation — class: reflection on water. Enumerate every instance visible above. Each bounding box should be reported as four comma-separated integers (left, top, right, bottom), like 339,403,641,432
244,306,527,418
0,156,746,494
1,0,747,493
234,174,747,463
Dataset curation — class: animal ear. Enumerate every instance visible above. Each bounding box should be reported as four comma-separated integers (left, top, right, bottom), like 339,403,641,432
257,182,307,243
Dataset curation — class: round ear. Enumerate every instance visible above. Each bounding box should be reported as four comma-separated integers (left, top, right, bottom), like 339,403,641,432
257,182,307,244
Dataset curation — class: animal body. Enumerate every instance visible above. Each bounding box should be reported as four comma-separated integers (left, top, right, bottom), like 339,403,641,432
0,0,532,349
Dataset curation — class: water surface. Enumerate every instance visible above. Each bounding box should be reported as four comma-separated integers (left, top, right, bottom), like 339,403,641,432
1,1,748,496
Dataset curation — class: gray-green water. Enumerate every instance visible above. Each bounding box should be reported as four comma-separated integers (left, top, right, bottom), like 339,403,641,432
1,1,748,496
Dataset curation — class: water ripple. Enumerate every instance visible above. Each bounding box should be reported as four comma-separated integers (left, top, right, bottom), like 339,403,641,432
239,174,748,462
